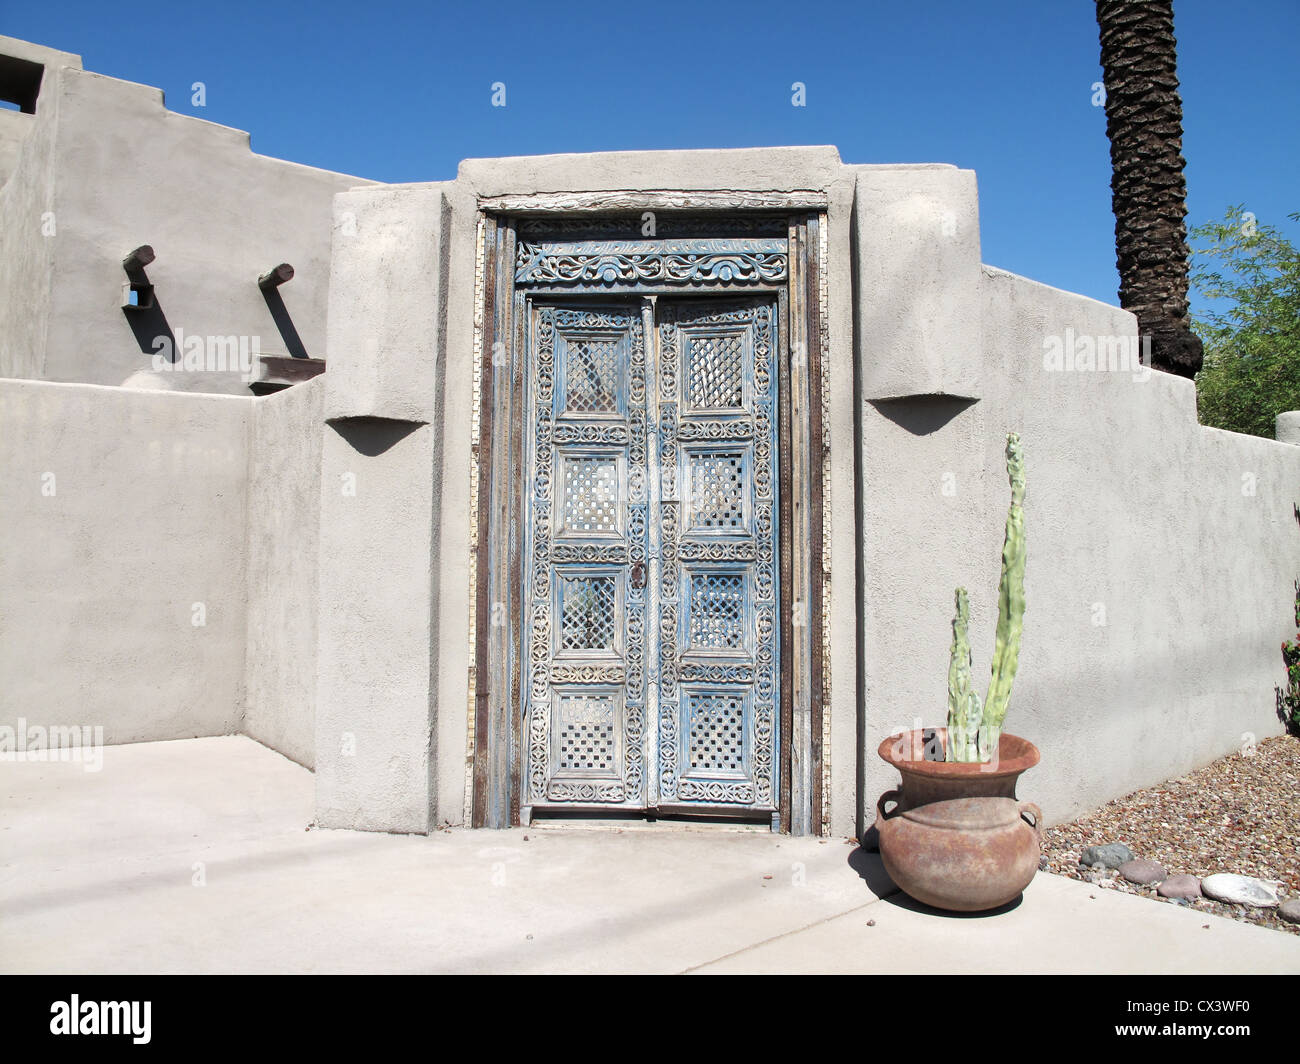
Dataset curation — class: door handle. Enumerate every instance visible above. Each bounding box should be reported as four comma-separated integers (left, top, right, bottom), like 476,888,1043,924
630,561,646,590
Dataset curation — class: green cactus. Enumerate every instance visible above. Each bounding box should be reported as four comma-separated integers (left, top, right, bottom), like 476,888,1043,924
945,588,983,762
946,433,1027,763
983,434,1026,743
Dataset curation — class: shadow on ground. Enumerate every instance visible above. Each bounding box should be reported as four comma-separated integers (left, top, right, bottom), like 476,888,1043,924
846,845,1026,917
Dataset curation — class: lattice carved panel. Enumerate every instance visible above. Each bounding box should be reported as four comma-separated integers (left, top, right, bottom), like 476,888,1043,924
559,574,617,652
688,572,747,651
687,331,745,409
687,449,749,532
686,692,747,774
656,299,779,811
559,332,623,415
525,305,646,809
559,454,622,536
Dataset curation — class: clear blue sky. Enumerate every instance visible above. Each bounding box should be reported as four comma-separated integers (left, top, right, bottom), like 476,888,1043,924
6,0,1296,309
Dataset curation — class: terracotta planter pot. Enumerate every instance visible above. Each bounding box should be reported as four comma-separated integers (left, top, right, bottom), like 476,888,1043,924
876,728,1040,811
875,795,1043,911
874,729,1043,911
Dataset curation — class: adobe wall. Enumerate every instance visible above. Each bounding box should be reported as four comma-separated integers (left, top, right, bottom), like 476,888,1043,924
0,374,329,767
857,262,1300,830
0,379,250,743
0,38,73,383
244,375,325,769
0,35,371,396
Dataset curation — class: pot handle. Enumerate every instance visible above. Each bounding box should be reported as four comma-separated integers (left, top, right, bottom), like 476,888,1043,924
1018,801,1044,843
876,789,902,821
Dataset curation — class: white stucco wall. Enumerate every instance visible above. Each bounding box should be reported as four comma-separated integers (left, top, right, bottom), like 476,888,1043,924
244,376,325,769
0,375,332,763
0,109,36,199
0,57,61,382
856,266,1300,830
0,39,80,383
313,181,458,833
0,35,371,395
0,379,249,743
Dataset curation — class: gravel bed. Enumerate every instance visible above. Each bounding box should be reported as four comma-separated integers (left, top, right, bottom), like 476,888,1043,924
1040,733,1300,935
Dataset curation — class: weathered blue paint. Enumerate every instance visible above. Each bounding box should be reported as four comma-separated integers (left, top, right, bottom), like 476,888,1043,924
523,304,649,807
515,238,788,287
520,293,780,815
510,214,788,819
656,299,780,811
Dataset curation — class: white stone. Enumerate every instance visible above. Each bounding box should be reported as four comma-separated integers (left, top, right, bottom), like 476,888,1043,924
1200,874,1280,908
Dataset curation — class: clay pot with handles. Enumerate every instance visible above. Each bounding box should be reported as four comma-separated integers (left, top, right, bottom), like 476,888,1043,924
875,793,1043,912
874,728,1043,911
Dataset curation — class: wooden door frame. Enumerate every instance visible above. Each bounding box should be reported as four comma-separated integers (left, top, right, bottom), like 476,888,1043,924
470,198,826,833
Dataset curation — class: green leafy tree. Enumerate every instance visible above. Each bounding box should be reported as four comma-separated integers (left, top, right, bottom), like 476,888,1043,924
1191,207,1300,438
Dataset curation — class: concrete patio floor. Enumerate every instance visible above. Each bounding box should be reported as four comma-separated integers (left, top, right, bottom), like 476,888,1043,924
2,735,1298,974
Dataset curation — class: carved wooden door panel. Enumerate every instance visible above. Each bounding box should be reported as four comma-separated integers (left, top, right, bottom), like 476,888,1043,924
523,303,649,809
522,297,779,817
653,299,779,813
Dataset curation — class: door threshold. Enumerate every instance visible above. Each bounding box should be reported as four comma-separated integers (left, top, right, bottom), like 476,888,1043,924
526,810,778,833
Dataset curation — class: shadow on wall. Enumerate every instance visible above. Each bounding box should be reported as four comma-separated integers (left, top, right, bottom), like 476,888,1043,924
120,259,175,365
118,253,314,380
262,284,309,360
328,417,424,457
870,396,977,436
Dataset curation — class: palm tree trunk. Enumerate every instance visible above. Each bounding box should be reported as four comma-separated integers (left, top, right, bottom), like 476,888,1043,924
1096,0,1203,377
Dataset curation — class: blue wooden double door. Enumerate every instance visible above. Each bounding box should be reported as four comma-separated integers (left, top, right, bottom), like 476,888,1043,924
522,295,781,819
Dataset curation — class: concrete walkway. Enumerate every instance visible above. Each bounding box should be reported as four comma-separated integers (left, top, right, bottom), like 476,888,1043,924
2,735,1297,974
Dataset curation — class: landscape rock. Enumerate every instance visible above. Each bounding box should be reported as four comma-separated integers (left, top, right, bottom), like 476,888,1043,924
1157,874,1202,900
1278,899,1300,924
1200,873,1280,908
1079,843,1133,870
1118,859,1167,885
